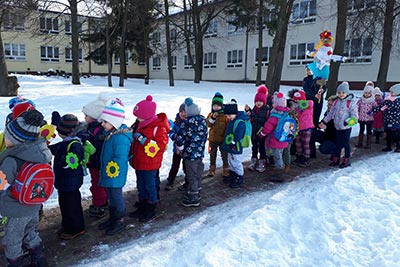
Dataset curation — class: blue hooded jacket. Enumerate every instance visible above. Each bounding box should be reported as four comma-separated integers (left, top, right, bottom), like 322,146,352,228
222,111,249,154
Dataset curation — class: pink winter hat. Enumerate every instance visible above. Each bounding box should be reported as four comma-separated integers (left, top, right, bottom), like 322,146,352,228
133,95,157,120
273,92,287,108
254,85,268,105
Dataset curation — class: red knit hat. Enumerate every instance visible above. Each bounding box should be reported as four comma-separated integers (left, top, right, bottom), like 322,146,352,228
292,90,306,101
254,85,268,105
133,95,157,120
13,101,36,120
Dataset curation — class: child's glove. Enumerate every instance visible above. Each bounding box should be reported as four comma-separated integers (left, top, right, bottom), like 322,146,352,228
51,111,61,126
134,132,147,145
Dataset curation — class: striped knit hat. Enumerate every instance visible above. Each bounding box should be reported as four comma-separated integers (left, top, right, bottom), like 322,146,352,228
5,109,43,145
57,114,79,136
100,98,125,129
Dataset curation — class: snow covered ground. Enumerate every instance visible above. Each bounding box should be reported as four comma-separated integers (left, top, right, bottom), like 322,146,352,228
4,75,398,266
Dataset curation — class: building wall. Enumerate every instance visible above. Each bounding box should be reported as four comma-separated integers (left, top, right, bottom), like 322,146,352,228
2,11,146,77
149,0,400,89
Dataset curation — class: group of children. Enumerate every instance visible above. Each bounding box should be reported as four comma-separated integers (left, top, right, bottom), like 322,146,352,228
1,78,400,267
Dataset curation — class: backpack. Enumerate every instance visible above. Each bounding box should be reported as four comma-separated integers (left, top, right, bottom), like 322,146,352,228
10,162,54,205
233,119,252,148
270,112,298,143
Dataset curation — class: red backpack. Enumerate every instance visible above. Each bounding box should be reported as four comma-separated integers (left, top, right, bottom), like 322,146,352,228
10,162,55,205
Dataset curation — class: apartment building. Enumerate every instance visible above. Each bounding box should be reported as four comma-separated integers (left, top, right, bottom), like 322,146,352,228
2,10,146,77
149,0,400,87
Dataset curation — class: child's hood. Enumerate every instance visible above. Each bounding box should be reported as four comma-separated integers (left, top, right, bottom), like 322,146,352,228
7,139,52,164
236,111,249,120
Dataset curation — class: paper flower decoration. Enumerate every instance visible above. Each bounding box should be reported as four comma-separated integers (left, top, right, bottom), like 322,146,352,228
225,133,234,145
40,124,55,141
0,170,8,190
298,100,309,110
66,152,79,169
106,161,119,178
144,140,160,158
346,117,357,127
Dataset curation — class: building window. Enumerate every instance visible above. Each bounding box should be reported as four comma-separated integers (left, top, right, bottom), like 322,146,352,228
40,17,59,33
170,29,177,42
166,56,177,70
152,32,161,45
65,20,82,35
184,55,194,69
205,20,218,38
152,57,161,70
227,50,243,68
2,12,25,31
204,52,217,69
255,47,271,67
40,46,59,62
347,0,375,14
114,52,130,65
289,42,314,65
343,37,372,63
65,48,83,63
227,16,244,35
4,43,26,61
291,0,316,24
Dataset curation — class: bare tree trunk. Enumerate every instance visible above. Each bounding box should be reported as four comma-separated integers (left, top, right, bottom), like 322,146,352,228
193,0,203,83
70,0,80,85
164,0,174,86
144,32,150,84
106,15,112,87
327,0,347,98
376,0,395,90
256,0,263,86
119,0,128,87
244,29,249,82
0,30,9,95
266,0,294,93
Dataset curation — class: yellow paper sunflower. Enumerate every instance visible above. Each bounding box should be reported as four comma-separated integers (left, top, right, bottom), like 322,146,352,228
40,124,55,141
144,141,160,158
106,161,119,178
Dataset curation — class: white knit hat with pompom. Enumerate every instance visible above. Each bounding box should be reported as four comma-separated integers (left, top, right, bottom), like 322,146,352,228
82,93,109,120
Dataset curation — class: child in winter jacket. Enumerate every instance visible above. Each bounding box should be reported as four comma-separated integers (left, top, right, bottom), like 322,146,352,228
259,92,290,182
176,97,208,207
373,84,400,152
355,84,377,148
50,114,85,240
97,98,133,235
206,92,229,177
245,85,270,173
81,94,109,218
315,95,337,157
0,110,51,267
164,103,187,191
129,95,169,221
288,89,314,167
319,81,358,168
222,99,249,188
372,87,384,144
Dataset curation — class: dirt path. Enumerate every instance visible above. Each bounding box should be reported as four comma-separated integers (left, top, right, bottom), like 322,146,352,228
0,139,386,266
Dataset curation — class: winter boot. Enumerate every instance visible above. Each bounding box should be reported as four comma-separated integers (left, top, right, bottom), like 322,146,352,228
364,134,372,149
355,133,364,148
292,155,304,166
229,175,244,188
106,211,126,236
88,204,107,218
139,203,157,222
329,156,340,167
223,170,236,184
98,206,116,230
222,165,230,177
129,199,146,218
248,158,257,171
268,156,275,166
298,157,310,168
339,158,351,168
255,159,266,173
374,131,381,144
7,256,24,267
30,244,49,267
164,179,174,191
283,164,291,173
181,194,200,207
207,165,216,177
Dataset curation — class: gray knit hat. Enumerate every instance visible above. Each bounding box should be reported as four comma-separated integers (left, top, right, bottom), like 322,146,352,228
336,81,350,94
184,97,200,117
5,109,43,145
179,103,186,113
389,83,400,96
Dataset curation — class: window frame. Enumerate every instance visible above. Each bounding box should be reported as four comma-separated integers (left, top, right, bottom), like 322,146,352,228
204,52,217,69
40,17,59,34
227,49,243,68
184,55,194,70
152,56,161,70
291,0,317,25
4,43,26,61
343,37,373,63
40,46,60,62
255,47,271,67
65,47,83,63
289,42,314,66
